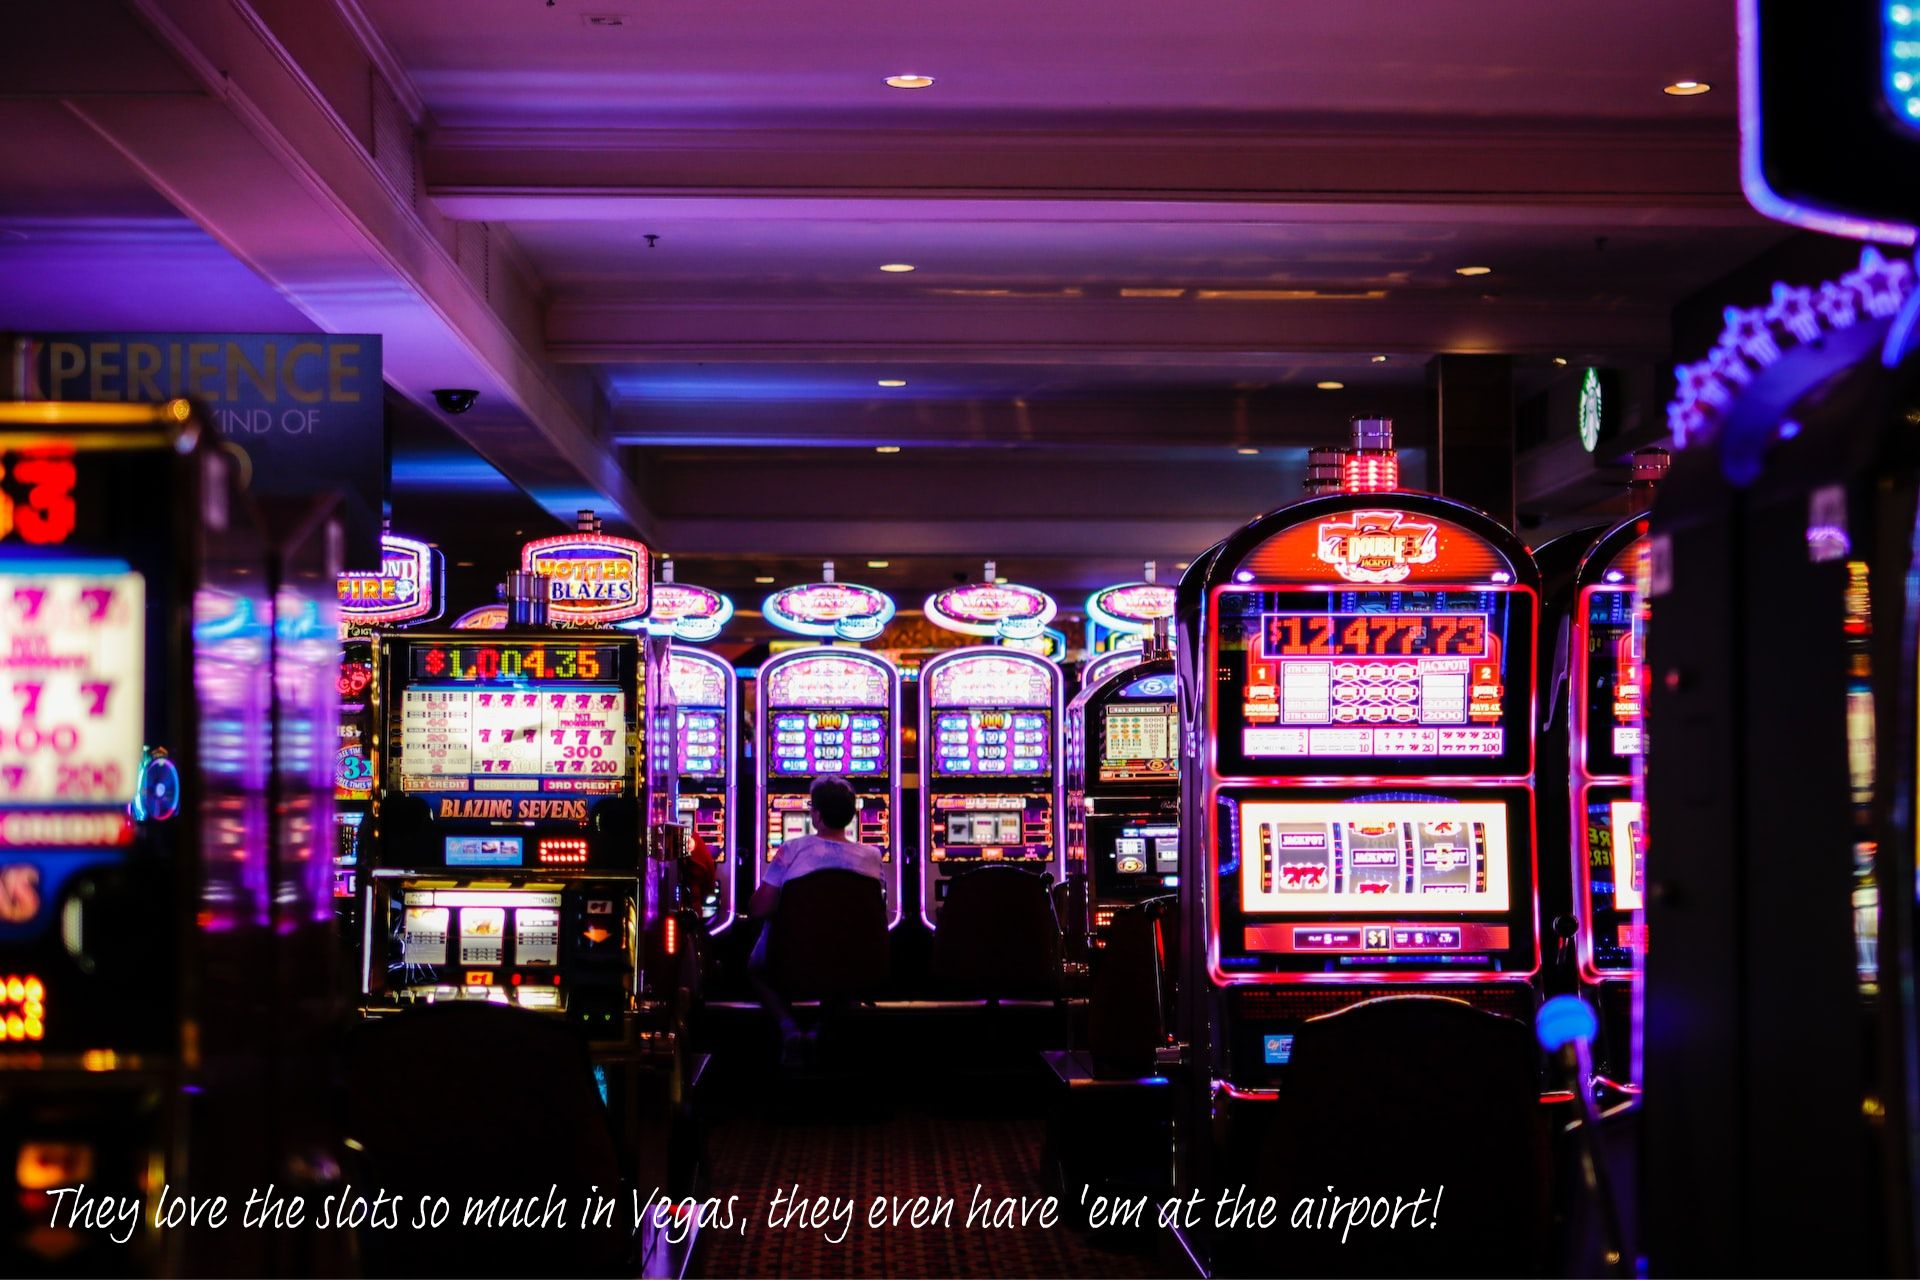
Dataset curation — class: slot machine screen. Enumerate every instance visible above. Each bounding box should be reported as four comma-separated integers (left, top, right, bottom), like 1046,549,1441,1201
767,709,889,777
1580,586,1643,776
391,641,630,795
1114,823,1180,876
1100,703,1177,782
780,812,814,843
677,708,725,777
946,811,1024,844
929,709,1051,777
1211,588,1533,778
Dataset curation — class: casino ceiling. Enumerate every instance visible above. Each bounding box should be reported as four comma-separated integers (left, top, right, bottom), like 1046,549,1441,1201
0,0,1785,600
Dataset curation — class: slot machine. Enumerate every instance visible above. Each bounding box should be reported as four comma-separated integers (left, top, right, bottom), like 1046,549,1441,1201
917,648,1064,927
755,647,902,927
363,631,662,1032
1172,486,1542,1267
668,647,737,931
1639,240,1920,1272
334,530,444,960
1064,653,1179,945
0,401,340,1274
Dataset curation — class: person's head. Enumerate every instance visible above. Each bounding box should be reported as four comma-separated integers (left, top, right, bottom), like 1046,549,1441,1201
809,774,858,835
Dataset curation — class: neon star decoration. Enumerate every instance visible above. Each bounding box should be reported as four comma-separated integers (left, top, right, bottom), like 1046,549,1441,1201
1665,245,1917,448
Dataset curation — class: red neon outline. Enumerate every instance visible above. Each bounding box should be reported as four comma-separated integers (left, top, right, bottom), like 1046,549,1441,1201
1571,579,1644,988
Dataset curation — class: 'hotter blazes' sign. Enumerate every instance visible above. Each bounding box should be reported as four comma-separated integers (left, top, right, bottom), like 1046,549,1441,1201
520,534,651,625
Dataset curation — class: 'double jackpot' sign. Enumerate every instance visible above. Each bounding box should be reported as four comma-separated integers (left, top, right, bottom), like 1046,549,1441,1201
924,582,1058,641
520,533,651,626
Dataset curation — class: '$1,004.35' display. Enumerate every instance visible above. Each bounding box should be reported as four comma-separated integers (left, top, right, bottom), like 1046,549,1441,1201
412,643,616,682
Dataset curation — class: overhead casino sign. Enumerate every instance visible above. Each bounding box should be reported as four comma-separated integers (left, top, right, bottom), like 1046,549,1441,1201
763,580,896,641
924,581,1058,641
520,532,651,625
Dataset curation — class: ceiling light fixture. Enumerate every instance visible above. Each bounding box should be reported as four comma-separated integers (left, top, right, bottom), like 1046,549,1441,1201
875,445,902,454
879,263,916,273
994,576,1009,585
867,560,890,569
754,576,775,584
1316,380,1345,391
1663,80,1711,96
885,74,935,89
1237,447,1260,455
877,379,908,387
1552,356,1569,366
1371,354,1389,363
1454,265,1493,277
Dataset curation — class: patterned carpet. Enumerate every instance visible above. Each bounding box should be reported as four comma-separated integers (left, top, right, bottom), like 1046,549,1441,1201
693,1093,1171,1278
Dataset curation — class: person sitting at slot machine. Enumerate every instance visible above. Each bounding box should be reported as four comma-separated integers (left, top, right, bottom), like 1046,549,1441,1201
746,774,886,1064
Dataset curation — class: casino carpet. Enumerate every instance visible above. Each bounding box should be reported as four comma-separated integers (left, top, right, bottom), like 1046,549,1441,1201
693,1099,1169,1278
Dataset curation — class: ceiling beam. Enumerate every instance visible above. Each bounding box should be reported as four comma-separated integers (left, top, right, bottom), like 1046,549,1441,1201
551,296,1669,362
425,127,1757,228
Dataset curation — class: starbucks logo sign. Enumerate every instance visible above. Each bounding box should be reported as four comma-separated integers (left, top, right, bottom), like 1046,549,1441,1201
1579,366,1605,453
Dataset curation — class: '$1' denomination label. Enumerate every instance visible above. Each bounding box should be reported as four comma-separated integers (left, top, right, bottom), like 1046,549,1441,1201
0,571,145,808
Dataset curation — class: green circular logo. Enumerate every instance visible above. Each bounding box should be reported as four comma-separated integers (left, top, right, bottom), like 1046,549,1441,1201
1578,366,1604,453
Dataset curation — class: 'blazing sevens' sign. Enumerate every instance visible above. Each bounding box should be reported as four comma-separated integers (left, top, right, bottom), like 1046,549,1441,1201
520,533,650,625
337,533,443,632
924,582,1058,640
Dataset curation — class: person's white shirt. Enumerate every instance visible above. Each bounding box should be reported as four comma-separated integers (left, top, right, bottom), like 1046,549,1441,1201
762,833,886,890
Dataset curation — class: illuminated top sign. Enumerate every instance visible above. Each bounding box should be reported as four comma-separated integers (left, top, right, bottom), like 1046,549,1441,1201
520,533,650,625
0,565,145,819
1235,505,1513,586
631,581,734,642
1082,646,1145,689
668,650,730,707
764,652,891,707
450,604,507,631
1087,582,1176,636
763,581,895,641
924,583,1057,640
926,651,1055,708
1317,510,1438,584
338,533,443,632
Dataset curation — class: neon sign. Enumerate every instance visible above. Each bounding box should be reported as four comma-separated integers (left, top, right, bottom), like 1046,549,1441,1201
924,582,1057,640
520,533,650,625
1316,511,1439,584
631,581,734,642
763,581,895,641
337,533,443,631
1086,583,1175,637
1578,367,1604,453
1666,245,1917,447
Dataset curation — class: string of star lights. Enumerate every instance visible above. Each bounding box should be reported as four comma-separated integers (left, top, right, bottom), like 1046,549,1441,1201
1667,245,1916,449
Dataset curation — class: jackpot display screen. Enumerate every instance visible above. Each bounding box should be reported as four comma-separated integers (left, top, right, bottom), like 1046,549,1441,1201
1211,587,1533,777
1580,587,1643,776
929,708,1050,777
767,709,888,777
1213,791,1535,975
391,641,630,794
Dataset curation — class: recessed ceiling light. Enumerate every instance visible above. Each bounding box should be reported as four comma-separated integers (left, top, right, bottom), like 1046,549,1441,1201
885,74,935,89
1237,447,1261,455
1552,356,1569,366
879,263,916,273
1371,354,1389,363
994,577,1009,585
1663,80,1711,96
1454,265,1493,277
877,379,908,387
754,576,775,584
867,560,890,569
875,445,902,454
1316,380,1345,391
1176,562,1190,570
